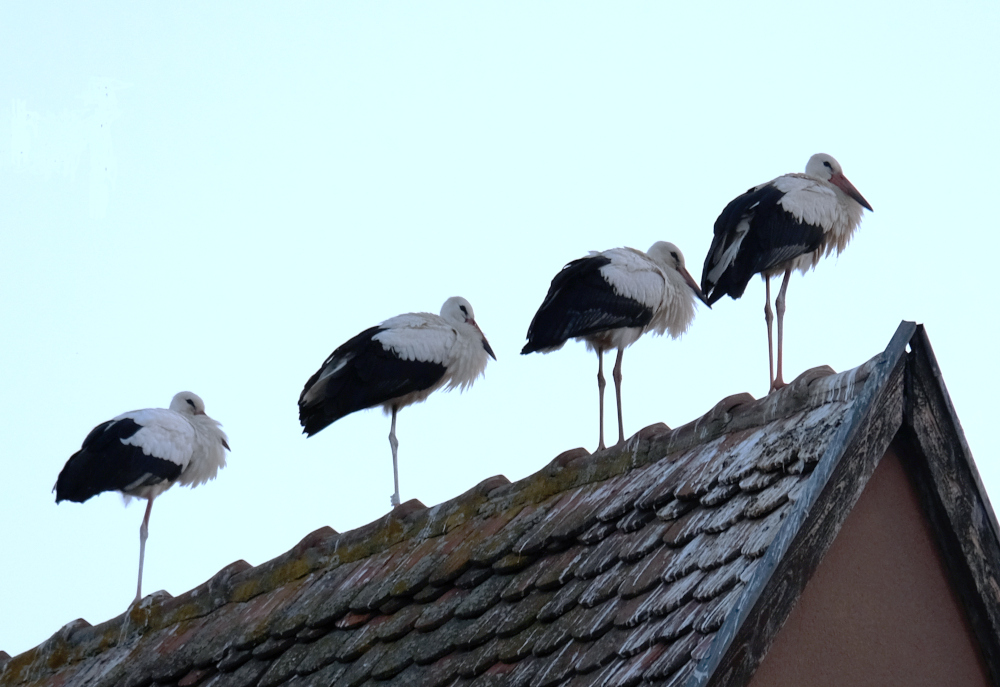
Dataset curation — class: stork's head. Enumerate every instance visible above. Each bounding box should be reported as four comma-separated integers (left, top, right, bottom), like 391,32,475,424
171,391,206,416
647,242,710,307
441,296,497,360
806,153,873,212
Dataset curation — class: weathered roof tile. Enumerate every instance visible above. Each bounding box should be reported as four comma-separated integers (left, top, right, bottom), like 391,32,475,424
533,546,587,590
634,570,705,622
256,641,310,687
453,573,507,619
643,629,701,681
414,587,467,632
567,596,621,642
618,545,672,599
573,531,627,580
537,579,588,623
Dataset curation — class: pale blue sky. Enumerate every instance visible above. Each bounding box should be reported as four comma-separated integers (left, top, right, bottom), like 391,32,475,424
2,2,997,658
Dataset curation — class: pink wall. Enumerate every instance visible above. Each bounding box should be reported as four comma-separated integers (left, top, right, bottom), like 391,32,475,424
748,446,991,686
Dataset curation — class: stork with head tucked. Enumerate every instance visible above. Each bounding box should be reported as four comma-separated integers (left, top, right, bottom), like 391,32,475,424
701,153,873,391
522,241,707,451
299,296,495,508
55,391,230,604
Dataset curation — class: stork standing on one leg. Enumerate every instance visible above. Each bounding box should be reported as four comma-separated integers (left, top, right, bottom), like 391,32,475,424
298,296,495,508
522,241,707,451
700,153,873,391
55,392,230,604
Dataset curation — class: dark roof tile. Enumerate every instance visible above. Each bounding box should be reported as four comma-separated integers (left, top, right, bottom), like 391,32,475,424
411,581,448,604
618,545,672,599
500,559,544,602
633,571,704,622
216,647,253,673
693,532,741,572
491,552,536,574
458,635,502,678
532,613,574,657
661,533,710,581
368,637,414,681
294,629,345,675
643,629,701,681
739,506,790,559
494,591,552,638
567,596,622,642
335,618,384,662
207,657,268,687
577,560,625,608
453,573,507,619
533,546,587,590
654,498,697,522
532,638,587,687
738,469,781,493
662,507,713,548
334,611,373,630
694,584,745,634
496,622,548,663
413,617,475,665
619,521,670,563
251,636,295,660
573,531,627,580
453,565,493,590
537,577,587,623
374,603,423,642
577,519,618,545
693,557,746,600
743,474,800,519
607,642,668,687
574,626,629,673
414,587,467,632
618,508,656,533
335,640,388,687
698,481,740,507
257,641,311,687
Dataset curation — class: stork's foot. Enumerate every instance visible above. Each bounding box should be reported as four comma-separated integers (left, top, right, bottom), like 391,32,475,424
390,493,401,508
769,378,788,393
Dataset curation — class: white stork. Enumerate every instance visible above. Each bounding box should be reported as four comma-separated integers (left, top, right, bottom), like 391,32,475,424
701,153,873,391
522,242,707,451
298,296,496,508
54,391,230,604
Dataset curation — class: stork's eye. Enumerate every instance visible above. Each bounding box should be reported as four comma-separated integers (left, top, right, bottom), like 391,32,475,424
186,398,196,408
823,160,832,168
670,251,679,261
459,305,468,315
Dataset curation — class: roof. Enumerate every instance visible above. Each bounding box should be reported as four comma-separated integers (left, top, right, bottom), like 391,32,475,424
2,321,998,687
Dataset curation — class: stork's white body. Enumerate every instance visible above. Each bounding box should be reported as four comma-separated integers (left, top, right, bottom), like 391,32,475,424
523,241,706,451
299,296,495,507
701,154,873,391
55,392,229,604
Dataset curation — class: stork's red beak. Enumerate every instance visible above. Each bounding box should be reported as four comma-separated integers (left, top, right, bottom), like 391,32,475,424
681,265,711,308
472,320,497,360
830,172,873,212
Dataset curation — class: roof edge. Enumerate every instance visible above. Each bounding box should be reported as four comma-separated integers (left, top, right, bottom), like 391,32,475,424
695,320,916,686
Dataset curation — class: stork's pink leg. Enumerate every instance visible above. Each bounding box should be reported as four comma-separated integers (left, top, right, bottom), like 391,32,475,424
596,348,606,451
612,348,626,446
773,267,793,390
135,498,154,604
764,276,774,391
389,406,401,508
